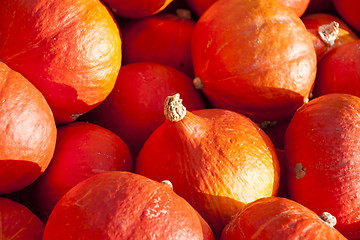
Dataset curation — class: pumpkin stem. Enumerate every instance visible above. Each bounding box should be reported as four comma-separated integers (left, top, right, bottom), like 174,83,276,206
193,77,204,90
318,21,339,47
161,180,173,190
293,163,306,179
257,120,277,130
164,93,187,122
320,212,337,227
176,8,192,20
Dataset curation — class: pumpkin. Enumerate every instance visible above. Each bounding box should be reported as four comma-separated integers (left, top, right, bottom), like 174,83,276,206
220,197,347,240
0,197,45,239
81,62,206,157
42,171,215,239
302,13,359,60
332,0,360,33
121,9,196,77
284,93,360,239
136,93,280,238
312,40,360,98
19,121,133,222
191,0,317,123
0,62,57,195
0,0,122,124
102,0,174,19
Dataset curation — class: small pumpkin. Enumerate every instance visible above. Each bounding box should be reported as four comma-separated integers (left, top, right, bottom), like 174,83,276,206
312,40,360,98
19,121,133,222
332,0,360,33
136,93,280,237
0,0,122,123
0,62,57,195
43,171,215,239
121,9,196,77
102,0,174,19
220,197,347,240
191,0,317,123
81,62,206,157
284,93,360,239
302,13,359,60
0,197,45,239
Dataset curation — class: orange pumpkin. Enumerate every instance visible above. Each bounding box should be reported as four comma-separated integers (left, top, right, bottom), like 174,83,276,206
284,93,360,239
0,62,57,194
0,197,45,239
191,0,317,123
221,197,347,240
0,0,122,124
136,93,280,237
302,13,359,60
43,171,215,239
19,122,133,222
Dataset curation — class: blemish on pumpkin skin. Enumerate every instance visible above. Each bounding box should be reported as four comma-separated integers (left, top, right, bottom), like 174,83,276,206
294,163,306,179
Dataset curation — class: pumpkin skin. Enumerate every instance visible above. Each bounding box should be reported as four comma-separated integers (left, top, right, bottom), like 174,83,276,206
332,0,360,33
220,197,347,240
42,171,215,240
136,94,280,238
0,0,122,124
312,40,360,98
81,62,206,157
19,121,133,222
102,0,174,19
191,0,317,123
0,62,57,195
0,197,45,239
302,13,359,60
121,10,196,77
284,93,360,239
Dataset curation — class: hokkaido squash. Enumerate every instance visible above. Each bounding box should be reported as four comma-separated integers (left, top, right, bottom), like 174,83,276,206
302,13,359,60
43,171,215,239
81,62,206,157
121,9,196,77
220,197,347,240
312,40,360,98
332,0,360,33
0,62,56,195
284,93,360,239
19,121,133,222
0,197,45,239
191,0,317,123
136,93,280,237
0,0,122,124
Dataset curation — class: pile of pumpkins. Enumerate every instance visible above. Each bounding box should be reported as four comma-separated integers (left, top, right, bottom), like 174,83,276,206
1,0,360,239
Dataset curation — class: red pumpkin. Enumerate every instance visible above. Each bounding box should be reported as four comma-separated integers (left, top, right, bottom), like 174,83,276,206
121,9,196,77
332,0,360,33
102,0,174,19
0,197,45,239
284,93,360,239
302,13,359,60
19,121,133,222
81,62,206,157
0,62,57,195
43,171,215,239
312,40,360,98
221,197,347,239
191,0,317,123
0,0,122,124
136,94,280,238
